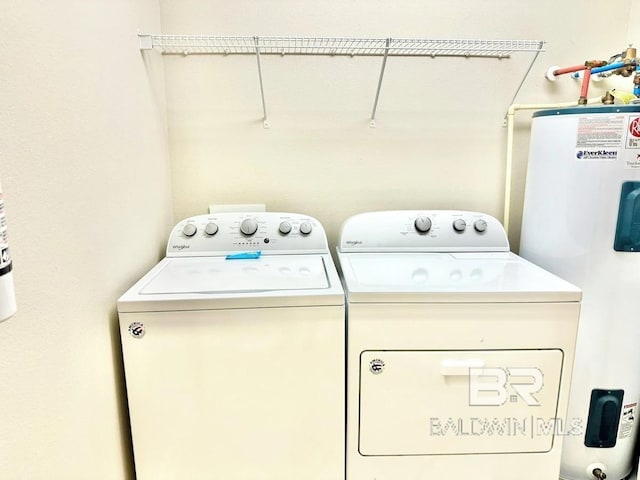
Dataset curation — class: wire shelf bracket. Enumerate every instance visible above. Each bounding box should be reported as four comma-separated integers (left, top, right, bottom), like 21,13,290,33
139,34,546,127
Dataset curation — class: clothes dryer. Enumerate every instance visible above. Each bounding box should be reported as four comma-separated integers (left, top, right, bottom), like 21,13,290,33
337,210,581,480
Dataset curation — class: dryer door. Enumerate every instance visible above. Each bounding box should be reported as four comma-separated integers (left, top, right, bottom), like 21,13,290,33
358,349,564,456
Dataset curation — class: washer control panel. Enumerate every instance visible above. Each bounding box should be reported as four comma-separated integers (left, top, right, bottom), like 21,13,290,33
339,210,509,252
167,212,328,257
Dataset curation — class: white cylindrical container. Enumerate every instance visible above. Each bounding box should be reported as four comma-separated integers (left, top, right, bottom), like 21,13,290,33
520,105,640,480
0,178,16,322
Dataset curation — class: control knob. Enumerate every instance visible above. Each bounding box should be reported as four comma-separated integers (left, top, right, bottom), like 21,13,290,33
474,219,488,233
240,218,259,236
453,219,467,232
204,222,219,236
414,216,432,233
299,222,313,235
182,223,197,237
279,221,292,235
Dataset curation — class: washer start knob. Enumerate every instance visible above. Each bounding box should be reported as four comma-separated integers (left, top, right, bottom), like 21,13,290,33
240,218,259,236
414,216,432,233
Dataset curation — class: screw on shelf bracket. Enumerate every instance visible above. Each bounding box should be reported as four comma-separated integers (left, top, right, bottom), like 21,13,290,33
254,36,269,129
370,37,391,128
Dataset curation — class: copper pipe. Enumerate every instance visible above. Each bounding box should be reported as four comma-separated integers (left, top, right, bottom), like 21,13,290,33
579,68,592,104
553,64,587,76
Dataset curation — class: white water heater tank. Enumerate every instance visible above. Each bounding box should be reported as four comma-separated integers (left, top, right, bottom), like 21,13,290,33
520,105,640,480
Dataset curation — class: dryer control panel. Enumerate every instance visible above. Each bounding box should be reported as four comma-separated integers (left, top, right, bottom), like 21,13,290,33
338,210,509,253
167,212,329,257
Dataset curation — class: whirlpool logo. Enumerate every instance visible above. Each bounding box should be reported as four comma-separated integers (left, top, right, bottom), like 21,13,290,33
576,149,618,160
345,240,363,246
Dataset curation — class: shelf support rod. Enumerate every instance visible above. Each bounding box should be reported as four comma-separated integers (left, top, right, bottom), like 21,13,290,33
254,36,269,128
502,41,545,125
370,38,391,128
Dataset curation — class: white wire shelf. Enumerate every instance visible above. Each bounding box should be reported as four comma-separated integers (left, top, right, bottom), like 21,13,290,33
139,34,544,58
138,34,545,127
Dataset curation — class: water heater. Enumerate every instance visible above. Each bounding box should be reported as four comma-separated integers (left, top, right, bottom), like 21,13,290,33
520,105,640,480
0,178,16,322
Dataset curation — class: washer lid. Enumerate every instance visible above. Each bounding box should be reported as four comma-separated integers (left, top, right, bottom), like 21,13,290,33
118,254,344,312
141,256,329,294
337,251,581,303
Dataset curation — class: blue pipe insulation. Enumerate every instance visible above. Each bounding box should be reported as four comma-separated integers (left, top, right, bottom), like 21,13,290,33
591,61,628,74
571,61,633,79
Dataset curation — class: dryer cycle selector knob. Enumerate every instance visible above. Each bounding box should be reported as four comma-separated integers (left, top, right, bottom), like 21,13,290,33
182,223,197,237
453,219,467,232
204,222,219,236
299,222,313,235
414,216,432,233
279,221,292,235
240,218,258,236
474,219,487,233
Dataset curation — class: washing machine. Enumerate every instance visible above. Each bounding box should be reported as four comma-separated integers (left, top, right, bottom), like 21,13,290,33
117,212,345,480
336,210,582,480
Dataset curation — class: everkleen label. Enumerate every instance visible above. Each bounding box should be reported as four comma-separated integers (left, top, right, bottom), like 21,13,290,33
575,148,619,161
0,182,12,276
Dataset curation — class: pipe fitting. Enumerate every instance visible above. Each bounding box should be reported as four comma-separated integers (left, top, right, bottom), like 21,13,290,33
602,91,615,105
584,60,607,68
624,47,637,61
592,468,606,480
546,65,561,81
620,60,635,77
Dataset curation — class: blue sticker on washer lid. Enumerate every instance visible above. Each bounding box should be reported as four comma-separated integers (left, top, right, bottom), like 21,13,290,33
225,251,262,260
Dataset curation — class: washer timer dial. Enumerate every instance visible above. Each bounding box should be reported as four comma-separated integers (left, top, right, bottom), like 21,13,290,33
414,216,432,233
240,218,259,236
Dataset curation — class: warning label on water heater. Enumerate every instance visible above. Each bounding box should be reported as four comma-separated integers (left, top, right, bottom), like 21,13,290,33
619,402,637,439
576,115,625,149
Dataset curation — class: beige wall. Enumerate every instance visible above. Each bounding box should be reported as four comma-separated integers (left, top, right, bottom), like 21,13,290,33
1,1,639,479
0,1,172,479
161,0,636,250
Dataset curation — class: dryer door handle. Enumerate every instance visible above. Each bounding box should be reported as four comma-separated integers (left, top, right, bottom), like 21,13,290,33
439,358,485,376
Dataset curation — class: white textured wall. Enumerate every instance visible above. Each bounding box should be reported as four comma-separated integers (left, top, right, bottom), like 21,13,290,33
0,1,172,479
161,0,635,249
